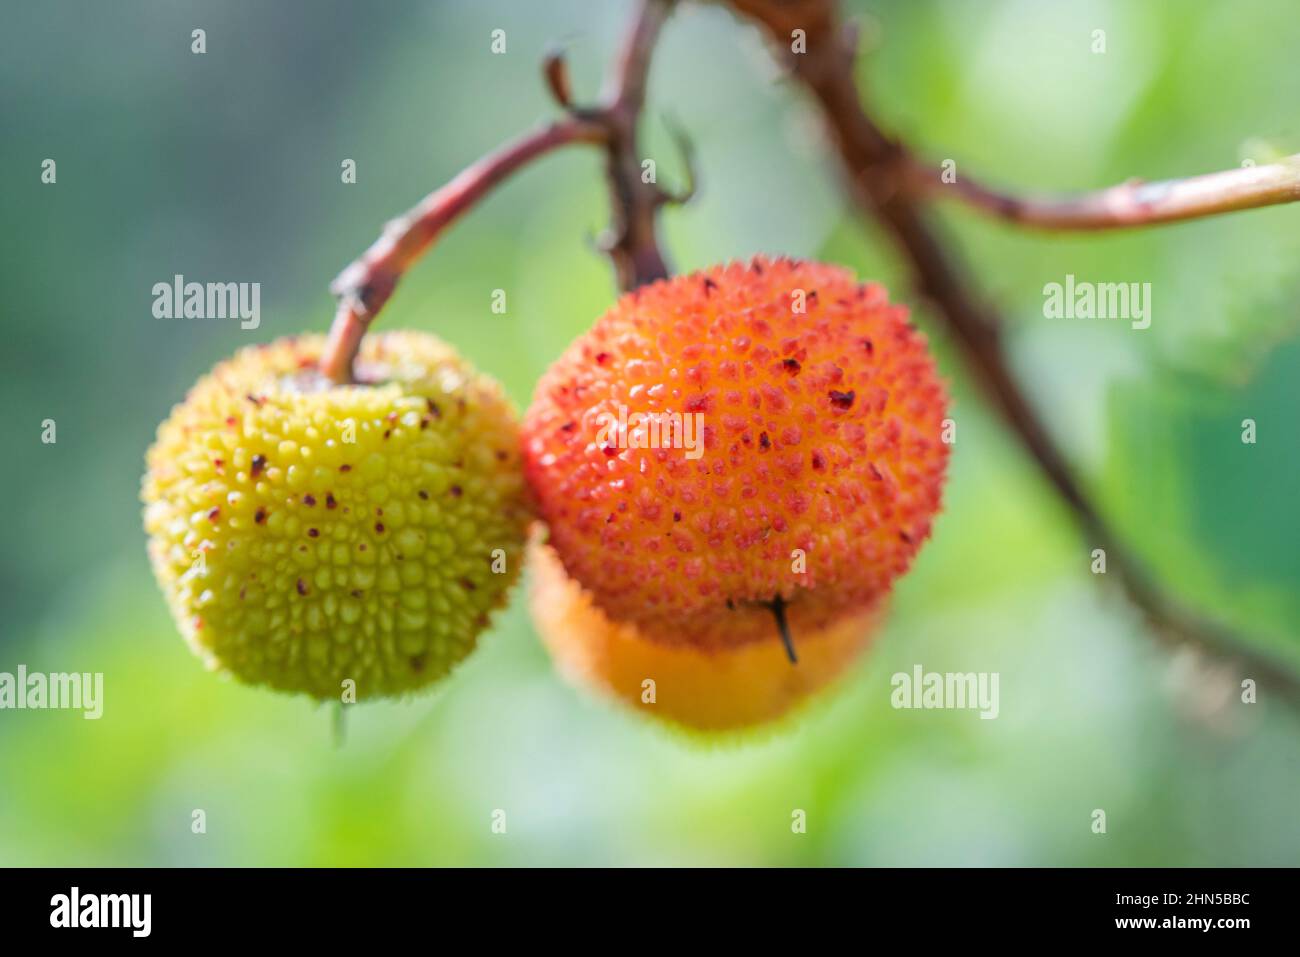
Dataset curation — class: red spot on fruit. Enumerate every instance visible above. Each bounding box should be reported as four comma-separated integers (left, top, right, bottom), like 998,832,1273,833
296,579,308,596
829,390,856,410
250,455,267,478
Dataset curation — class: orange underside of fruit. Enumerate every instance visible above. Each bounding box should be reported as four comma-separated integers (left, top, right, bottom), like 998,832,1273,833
529,539,883,732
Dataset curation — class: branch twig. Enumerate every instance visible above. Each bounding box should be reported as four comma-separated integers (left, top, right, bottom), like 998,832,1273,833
588,0,674,291
726,0,1300,699
321,0,676,383
923,154,1300,230
320,119,605,382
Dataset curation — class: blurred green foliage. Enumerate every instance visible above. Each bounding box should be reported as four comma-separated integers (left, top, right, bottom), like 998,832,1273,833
0,0,1296,866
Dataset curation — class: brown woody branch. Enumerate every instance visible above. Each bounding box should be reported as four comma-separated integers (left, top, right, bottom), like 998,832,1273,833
726,0,1300,698
921,154,1300,230
321,0,676,383
320,118,605,382
587,0,675,291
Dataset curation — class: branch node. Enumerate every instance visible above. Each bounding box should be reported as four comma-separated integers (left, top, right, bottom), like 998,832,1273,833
653,113,699,207
542,47,574,110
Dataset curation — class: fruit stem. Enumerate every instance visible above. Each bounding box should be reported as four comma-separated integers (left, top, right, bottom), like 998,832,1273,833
769,595,798,665
321,0,678,384
320,118,605,384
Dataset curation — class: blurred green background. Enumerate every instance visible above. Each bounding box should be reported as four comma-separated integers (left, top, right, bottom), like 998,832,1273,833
2,0,1298,866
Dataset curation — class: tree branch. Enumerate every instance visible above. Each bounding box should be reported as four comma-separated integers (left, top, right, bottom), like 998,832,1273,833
726,0,1300,699
321,0,676,383
923,154,1300,230
589,0,674,290
320,118,606,382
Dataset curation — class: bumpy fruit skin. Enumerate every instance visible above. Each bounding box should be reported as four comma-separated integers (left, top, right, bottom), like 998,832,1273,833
142,332,530,700
522,256,948,650
529,539,882,732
